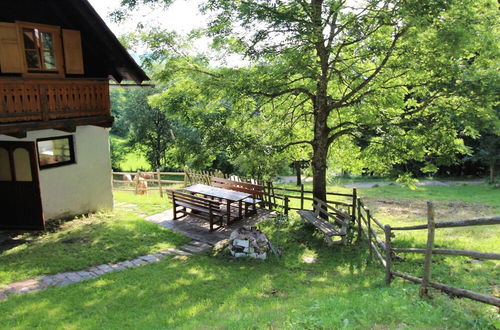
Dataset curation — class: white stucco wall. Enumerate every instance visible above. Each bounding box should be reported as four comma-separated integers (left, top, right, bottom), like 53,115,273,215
0,126,114,220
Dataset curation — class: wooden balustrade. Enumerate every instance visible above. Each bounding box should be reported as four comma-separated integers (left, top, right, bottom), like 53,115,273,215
0,79,110,123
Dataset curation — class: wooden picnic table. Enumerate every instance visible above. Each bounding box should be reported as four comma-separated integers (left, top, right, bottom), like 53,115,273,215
182,184,251,225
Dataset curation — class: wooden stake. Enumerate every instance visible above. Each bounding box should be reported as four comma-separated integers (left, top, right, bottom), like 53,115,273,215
367,210,373,259
420,201,436,297
384,224,393,285
300,183,304,210
157,169,163,197
352,188,357,220
357,197,362,240
284,196,289,215
134,171,140,195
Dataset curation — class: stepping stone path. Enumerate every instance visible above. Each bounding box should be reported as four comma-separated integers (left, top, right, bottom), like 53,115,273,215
0,240,212,302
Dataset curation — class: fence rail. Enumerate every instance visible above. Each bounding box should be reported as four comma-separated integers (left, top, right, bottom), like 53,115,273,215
112,170,185,196
366,202,500,307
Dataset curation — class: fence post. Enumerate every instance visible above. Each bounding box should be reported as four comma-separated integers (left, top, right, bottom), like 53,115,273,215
352,188,357,220
267,181,273,210
284,196,289,215
367,210,373,259
420,201,436,297
384,224,393,285
357,198,362,240
183,168,190,186
134,171,140,195
271,182,277,207
300,184,304,210
157,169,163,198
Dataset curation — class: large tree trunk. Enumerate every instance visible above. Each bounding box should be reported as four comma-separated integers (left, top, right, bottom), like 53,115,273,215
312,140,328,203
311,88,330,203
311,0,331,203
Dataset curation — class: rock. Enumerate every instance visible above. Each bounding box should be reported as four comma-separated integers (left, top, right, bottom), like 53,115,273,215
228,227,271,260
234,239,250,248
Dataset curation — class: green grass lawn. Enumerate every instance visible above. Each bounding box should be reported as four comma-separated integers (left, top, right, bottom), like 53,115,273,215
0,216,498,329
0,183,498,328
0,193,185,286
113,190,175,216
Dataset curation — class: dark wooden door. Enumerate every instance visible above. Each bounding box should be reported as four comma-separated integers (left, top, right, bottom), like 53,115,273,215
0,141,44,230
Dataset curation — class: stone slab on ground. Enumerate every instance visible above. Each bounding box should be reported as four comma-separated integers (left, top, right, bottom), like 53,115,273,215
145,208,274,245
180,242,212,254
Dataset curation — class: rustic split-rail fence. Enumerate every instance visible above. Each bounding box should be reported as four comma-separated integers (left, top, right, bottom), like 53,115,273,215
111,169,500,307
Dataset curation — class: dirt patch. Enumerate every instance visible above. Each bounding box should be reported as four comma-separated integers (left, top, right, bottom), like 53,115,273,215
363,198,497,222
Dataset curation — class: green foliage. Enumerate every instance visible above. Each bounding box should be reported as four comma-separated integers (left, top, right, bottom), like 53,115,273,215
112,0,499,183
109,135,128,170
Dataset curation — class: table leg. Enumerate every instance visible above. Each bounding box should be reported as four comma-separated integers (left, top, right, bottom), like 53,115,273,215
226,200,231,225
238,200,243,220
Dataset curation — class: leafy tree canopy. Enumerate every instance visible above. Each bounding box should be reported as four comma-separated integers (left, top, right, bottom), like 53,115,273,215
115,0,499,195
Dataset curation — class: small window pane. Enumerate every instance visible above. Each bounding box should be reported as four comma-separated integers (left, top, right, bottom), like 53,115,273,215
37,137,75,169
40,32,54,51
13,148,33,182
43,51,56,69
23,29,37,49
0,148,12,181
25,50,41,69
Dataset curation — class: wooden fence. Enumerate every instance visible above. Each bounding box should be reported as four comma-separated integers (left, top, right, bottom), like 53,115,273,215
357,199,500,307
112,170,185,197
261,183,357,220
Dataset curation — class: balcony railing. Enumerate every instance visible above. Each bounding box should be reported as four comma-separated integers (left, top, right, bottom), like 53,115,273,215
0,79,110,124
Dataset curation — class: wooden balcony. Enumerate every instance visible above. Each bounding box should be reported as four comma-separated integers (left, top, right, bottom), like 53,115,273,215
0,79,110,124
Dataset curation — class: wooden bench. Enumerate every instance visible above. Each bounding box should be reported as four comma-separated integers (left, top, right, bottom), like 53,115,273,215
167,190,225,231
210,177,264,215
298,197,352,246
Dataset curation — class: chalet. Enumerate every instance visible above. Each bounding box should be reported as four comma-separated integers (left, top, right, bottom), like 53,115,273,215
0,0,149,230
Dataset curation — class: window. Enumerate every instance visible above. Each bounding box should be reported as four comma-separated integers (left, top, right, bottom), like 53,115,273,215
23,28,57,71
0,22,83,75
37,136,75,169
22,27,58,71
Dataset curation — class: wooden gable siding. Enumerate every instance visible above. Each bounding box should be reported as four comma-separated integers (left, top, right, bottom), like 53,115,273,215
0,79,109,123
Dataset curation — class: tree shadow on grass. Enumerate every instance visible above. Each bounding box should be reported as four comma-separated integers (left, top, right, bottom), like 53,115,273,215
0,251,383,328
0,213,188,284
0,220,496,328
0,250,494,329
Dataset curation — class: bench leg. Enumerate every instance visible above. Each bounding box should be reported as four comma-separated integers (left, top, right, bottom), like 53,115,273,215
226,202,231,225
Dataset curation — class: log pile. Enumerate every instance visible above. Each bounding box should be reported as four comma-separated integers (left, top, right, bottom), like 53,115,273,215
228,227,270,259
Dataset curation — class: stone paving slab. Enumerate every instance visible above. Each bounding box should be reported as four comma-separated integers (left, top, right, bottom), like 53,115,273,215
0,241,210,302
180,243,212,254
145,208,273,245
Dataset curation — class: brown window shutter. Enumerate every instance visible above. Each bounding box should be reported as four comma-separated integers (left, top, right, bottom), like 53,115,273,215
0,23,24,73
62,29,84,74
